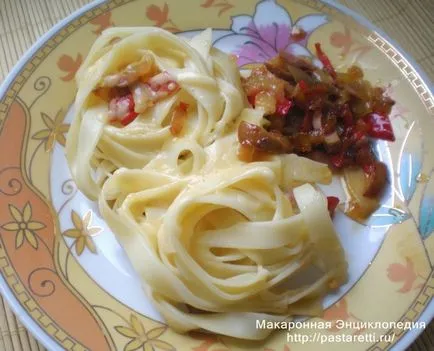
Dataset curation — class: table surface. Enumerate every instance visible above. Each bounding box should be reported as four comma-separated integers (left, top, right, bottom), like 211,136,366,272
0,0,433,350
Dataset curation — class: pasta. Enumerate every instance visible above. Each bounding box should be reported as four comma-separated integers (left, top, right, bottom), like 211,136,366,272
66,27,348,340
66,27,245,199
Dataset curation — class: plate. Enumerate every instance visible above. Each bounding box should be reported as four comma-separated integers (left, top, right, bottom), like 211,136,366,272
0,0,433,350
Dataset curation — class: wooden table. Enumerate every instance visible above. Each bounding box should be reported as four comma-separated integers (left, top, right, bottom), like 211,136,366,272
0,0,432,350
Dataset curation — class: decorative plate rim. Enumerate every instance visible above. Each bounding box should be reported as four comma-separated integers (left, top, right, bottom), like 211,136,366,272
323,4,434,351
0,0,432,350
316,4,434,349
0,2,105,350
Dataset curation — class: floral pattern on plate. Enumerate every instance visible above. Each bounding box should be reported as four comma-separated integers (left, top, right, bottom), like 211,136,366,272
214,0,327,66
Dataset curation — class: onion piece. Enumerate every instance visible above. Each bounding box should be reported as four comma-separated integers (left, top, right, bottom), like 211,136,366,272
343,166,380,220
237,144,269,162
285,64,314,84
312,110,322,130
101,52,154,88
131,82,155,113
324,131,340,144
324,131,341,153
148,71,173,90
324,131,339,144
265,60,295,83
238,121,291,154
363,161,387,197
131,72,180,113
170,102,189,136
255,91,276,115
279,51,317,72
312,69,333,84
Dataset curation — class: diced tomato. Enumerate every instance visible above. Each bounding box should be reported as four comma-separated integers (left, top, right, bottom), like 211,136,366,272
364,112,395,141
315,43,337,79
327,196,340,216
276,98,293,116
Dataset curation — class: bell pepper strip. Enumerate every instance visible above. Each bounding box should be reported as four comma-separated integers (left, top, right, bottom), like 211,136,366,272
276,98,293,116
327,196,340,216
315,43,337,79
364,112,395,141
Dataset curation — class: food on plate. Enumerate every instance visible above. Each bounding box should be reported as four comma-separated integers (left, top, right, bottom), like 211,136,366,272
241,46,395,219
100,159,346,340
66,26,395,340
66,27,245,200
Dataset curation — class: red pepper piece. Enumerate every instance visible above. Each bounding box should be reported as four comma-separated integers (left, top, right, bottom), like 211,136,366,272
315,43,337,79
327,196,340,217
111,94,139,126
364,112,395,141
120,111,139,126
330,151,345,168
276,98,293,116
298,80,308,92
352,130,366,143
